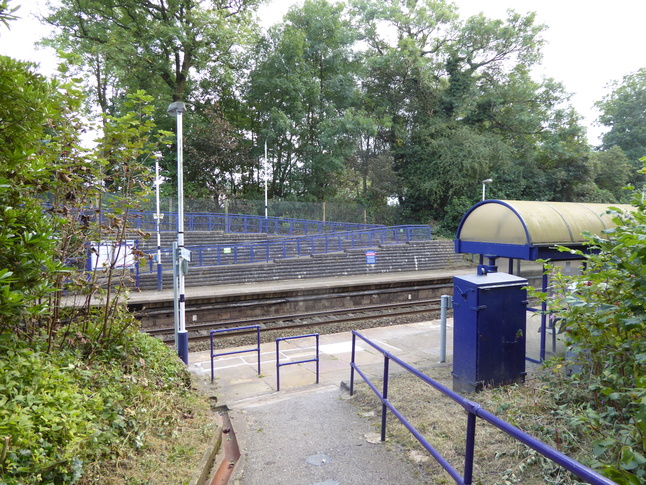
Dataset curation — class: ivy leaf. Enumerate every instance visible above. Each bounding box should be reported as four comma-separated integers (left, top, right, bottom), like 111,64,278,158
620,446,646,471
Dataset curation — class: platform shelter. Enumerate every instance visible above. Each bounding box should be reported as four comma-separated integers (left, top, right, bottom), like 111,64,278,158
453,199,633,361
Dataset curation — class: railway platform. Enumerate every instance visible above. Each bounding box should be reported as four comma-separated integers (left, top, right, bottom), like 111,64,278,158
126,268,477,307
186,311,556,485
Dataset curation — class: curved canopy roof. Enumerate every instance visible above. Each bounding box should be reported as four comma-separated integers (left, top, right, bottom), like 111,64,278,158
454,200,634,260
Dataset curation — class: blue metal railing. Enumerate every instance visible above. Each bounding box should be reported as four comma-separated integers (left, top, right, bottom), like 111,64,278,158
349,330,615,485
275,334,320,391
125,210,384,235
43,202,383,235
209,325,261,383
139,225,432,276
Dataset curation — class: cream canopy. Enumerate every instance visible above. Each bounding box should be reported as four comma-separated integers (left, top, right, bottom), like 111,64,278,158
454,200,633,260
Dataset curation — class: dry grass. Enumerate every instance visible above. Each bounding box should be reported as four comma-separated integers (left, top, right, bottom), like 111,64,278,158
350,364,589,485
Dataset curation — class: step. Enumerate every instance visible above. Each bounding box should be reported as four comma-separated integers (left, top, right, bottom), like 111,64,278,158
134,240,469,290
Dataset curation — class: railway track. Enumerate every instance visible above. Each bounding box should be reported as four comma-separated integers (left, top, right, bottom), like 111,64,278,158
146,298,445,347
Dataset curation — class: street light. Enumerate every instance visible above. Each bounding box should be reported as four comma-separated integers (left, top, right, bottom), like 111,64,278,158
482,178,493,201
168,101,189,365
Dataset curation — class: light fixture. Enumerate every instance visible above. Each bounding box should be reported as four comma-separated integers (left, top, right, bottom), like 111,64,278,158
482,178,493,201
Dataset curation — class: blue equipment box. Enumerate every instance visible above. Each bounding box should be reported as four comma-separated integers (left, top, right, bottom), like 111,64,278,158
452,272,528,393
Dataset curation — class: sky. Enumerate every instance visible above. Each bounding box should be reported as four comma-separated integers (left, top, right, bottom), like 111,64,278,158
2,0,644,145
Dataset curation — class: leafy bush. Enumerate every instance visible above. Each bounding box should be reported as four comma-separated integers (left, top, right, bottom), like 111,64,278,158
0,335,93,483
0,325,195,484
0,43,202,485
539,198,646,484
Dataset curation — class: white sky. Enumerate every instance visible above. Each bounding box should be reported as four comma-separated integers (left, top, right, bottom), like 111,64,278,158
2,0,644,145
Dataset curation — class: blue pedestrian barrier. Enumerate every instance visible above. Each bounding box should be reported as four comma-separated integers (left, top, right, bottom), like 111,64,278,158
275,334,319,391
349,330,615,485
209,325,261,383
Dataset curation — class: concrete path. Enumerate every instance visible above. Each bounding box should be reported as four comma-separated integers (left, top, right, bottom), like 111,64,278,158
188,319,453,484
187,312,557,485
188,319,453,405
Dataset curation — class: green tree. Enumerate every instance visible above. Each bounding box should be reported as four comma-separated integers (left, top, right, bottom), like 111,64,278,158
597,68,646,163
246,0,361,201
42,0,261,200
589,146,633,202
42,0,261,109
350,0,593,229
184,106,254,200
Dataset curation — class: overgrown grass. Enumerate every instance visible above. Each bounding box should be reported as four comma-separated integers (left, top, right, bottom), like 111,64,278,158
0,327,217,484
350,362,608,485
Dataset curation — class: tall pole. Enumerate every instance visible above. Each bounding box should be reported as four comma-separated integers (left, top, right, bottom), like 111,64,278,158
168,101,189,365
264,140,268,224
154,157,163,291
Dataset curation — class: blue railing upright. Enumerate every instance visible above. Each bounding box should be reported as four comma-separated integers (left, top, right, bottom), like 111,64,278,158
275,334,320,391
349,330,615,485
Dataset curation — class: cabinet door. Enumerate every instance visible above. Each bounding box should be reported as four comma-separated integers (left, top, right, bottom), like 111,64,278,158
477,284,526,385
452,283,480,386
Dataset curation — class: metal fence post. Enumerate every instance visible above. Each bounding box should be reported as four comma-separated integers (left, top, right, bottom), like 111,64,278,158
440,295,452,363
464,411,477,485
381,355,390,442
350,333,356,396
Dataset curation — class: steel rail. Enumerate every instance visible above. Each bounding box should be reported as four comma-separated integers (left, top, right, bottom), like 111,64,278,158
147,299,443,343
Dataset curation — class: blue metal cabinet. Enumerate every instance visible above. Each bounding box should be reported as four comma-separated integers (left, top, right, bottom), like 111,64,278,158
452,272,528,393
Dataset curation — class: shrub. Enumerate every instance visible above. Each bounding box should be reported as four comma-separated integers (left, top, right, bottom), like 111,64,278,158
539,200,646,484
0,335,94,483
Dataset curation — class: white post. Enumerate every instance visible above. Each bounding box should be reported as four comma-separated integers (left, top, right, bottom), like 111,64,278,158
264,140,268,222
155,157,162,290
440,294,452,363
168,101,188,365
172,241,179,347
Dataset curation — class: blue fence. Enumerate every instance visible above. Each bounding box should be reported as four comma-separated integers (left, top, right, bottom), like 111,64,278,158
125,210,384,235
140,225,432,275
349,330,615,485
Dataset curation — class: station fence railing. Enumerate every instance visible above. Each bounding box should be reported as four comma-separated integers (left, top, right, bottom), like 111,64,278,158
139,225,432,277
127,210,384,235
349,330,615,485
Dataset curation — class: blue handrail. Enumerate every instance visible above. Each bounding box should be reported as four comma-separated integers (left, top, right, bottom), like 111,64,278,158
139,225,432,275
349,330,616,485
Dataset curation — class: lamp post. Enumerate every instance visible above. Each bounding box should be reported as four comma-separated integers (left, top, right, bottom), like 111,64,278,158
168,101,189,365
154,154,163,291
482,178,493,201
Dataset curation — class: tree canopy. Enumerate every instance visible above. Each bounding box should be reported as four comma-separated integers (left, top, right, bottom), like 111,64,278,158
38,0,645,230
